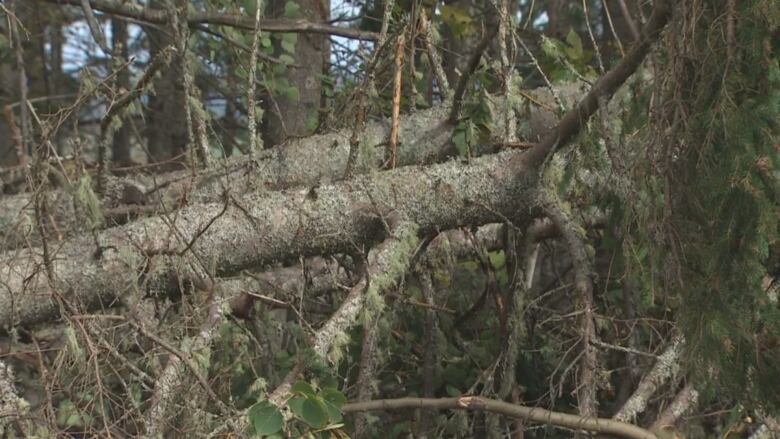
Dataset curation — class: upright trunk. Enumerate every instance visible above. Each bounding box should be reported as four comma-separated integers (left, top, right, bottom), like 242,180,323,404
111,18,133,167
144,0,188,170
262,0,329,147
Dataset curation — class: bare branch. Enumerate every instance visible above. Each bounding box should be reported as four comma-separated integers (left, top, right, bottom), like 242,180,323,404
341,396,658,439
449,26,500,123
79,0,111,54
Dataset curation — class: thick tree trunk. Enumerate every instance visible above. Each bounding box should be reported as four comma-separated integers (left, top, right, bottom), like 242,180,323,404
0,85,583,249
144,0,188,169
0,148,536,327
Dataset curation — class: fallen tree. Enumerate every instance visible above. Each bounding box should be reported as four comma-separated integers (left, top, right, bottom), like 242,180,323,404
0,148,533,327
0,85,582,249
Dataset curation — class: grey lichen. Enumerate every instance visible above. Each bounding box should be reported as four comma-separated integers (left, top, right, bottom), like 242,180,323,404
363,220,419,317
314,220,419,364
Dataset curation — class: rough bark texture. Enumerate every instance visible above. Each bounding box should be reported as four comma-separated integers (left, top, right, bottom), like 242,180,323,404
0,89,575,249
110,18,133,167
0,149,534,328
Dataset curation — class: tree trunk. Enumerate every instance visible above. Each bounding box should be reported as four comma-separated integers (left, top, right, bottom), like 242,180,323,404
111,18,133,167
262,0,329,147
144,0,188,169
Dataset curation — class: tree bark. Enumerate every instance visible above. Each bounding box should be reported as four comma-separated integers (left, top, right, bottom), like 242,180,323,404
0,148,535,328
144,0,188,169
262,0,329,147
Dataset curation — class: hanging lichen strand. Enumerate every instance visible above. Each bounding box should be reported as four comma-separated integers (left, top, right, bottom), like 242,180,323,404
647,0,779,406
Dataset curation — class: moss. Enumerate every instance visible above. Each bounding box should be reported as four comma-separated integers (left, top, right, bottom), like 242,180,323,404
364,220,419,318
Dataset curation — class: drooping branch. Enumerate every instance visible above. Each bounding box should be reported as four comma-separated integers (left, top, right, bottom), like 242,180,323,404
312,218,418,361
539,191,598,418
0,360,31,436
341,396,658,439
143,285,229,436
37,0,378,40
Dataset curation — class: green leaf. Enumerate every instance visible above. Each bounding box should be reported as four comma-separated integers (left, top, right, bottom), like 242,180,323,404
320,388,347,423
541,36,563,60
445,385,461,397
440,5,474,38
322,400,342,424
299,397,328,428
452,130,468,157
288,396,306,418
291,381,317,398
248,401,284,436
281,33,297,54
243,0,257,14
320,388,346,408
261,36,272,48
565,29,583,61
278,54,295,66
282,85,300,102
283,1,301,18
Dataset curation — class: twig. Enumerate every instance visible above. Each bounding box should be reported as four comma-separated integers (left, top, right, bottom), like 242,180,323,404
247,0,264,157
407,7,418,112
494,0,518,144
80,0,111,54
590,339,658,359
601,0,626,57
343,0,395,178
517,37,564,112
539,191,598,418
342,396,658,439
449,26,500,123
8,0,30,161
582,0,605,74
388,33,405,169
418,271,438,436
354,310,381,437
726,0,736,62
419,11,450,101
